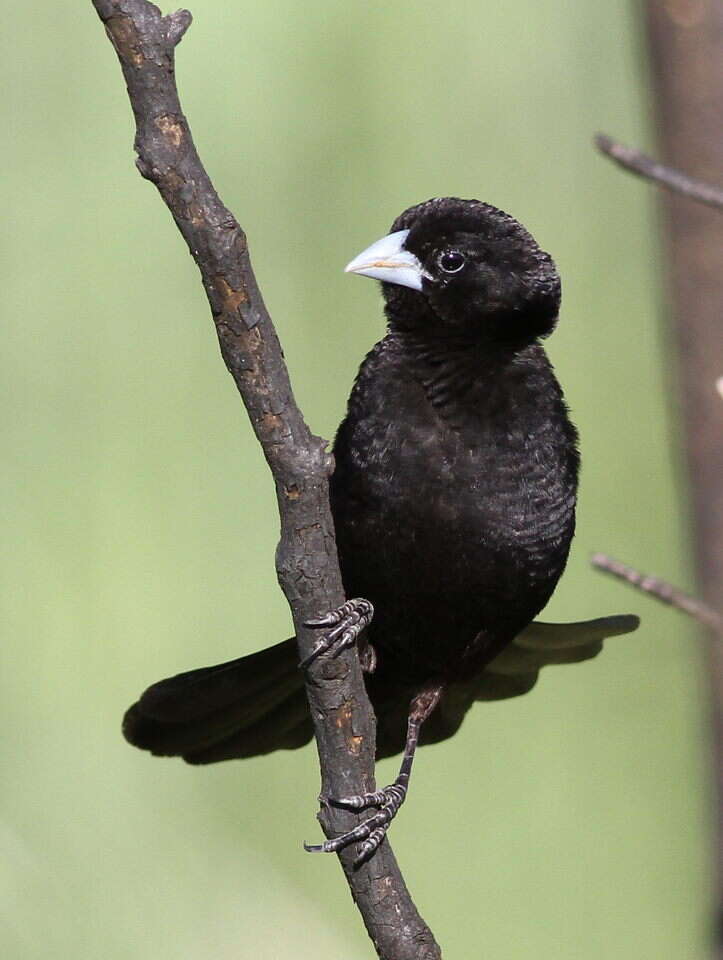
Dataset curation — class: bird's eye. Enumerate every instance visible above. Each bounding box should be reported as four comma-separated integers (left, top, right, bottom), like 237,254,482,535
437,250,466,274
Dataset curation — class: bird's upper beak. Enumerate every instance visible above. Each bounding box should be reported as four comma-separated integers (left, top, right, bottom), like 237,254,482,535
344,229,428,292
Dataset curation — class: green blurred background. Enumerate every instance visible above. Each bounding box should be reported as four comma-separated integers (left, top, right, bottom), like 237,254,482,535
1,2,711,957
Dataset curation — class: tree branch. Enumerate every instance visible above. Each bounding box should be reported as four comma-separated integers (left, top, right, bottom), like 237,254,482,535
594,133,723,211
591,553,723,636
91,2,440,957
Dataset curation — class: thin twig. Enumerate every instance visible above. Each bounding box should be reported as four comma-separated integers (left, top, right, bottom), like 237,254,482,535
595,133,723,211
591,553,723,635
91,2,440,957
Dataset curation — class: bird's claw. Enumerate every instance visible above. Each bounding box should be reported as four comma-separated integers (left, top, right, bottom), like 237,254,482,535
330,787,391,811
299,598,374,670
303,782,407,866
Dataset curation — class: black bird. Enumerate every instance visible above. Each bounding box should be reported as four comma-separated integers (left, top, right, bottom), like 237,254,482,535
124,197,617,861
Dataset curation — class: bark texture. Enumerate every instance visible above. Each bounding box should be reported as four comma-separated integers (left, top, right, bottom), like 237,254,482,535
91,2,441,956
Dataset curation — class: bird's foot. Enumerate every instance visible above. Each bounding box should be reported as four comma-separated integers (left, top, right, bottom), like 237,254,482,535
304,781,407,866
299,598,374,670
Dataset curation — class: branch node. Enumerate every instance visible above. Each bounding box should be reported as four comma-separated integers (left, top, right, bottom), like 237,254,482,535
135,155,154,180
164,9,192,46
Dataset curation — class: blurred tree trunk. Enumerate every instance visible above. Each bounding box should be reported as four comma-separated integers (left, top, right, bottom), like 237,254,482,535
645,1,723,945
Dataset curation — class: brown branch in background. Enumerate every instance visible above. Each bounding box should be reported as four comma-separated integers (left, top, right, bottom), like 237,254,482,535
601,7,723,939
641,8,723,948
591,554,723,636
91,2,440,957
594,133,723,211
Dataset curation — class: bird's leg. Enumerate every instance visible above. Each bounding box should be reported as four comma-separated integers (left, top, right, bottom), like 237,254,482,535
299,598,374,670
304,683,443,865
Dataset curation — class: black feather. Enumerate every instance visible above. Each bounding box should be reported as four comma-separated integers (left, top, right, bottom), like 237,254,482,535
123,199,636,765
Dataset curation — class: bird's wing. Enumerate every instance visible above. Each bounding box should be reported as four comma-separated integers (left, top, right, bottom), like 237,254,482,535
473,613,640,701
366,614,641,758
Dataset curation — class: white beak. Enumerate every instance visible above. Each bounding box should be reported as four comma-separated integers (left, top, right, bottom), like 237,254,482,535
344,229,428,292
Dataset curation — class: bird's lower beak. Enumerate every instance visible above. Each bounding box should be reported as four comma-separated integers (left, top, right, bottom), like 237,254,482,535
344,229,427,292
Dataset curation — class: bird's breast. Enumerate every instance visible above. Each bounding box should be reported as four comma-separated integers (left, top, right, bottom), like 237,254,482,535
331,340,577,628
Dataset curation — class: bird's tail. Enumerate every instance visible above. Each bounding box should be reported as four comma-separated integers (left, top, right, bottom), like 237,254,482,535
122,639,314,764
123,615,641,764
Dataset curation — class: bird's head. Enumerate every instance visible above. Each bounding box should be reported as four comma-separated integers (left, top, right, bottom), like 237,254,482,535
345,197,561,346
